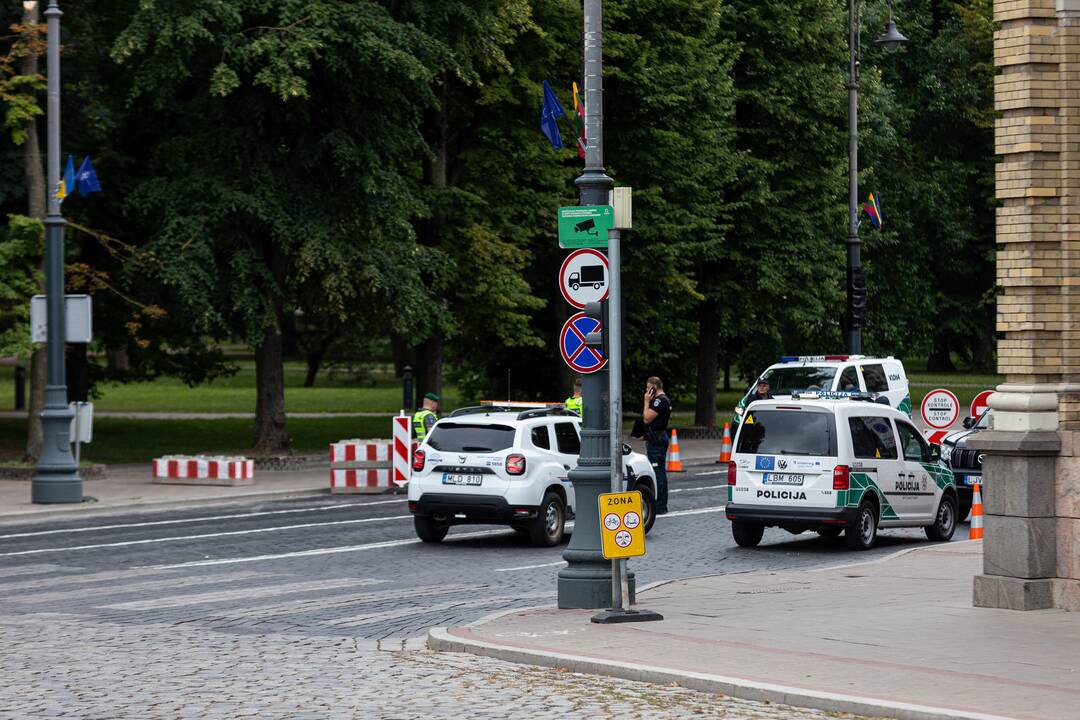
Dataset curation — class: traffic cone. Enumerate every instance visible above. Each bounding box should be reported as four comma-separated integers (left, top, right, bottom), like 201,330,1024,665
716,422,732,464
666,428,684,473
969,482,984,540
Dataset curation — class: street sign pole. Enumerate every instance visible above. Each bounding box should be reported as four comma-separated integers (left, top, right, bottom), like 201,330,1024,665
559,0,619,610
608,227,623,610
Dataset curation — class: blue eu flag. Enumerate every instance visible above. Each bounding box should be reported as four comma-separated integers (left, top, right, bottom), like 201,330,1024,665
75,156,102,197
540,79,567,150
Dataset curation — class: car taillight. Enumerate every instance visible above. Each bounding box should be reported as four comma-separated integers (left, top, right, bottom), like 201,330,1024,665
833,465,850,490
412,449,426,472
727,461,737,486
507,454,526,476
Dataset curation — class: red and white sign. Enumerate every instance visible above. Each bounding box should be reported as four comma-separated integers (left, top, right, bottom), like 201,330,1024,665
970,390,994,418
923,429,949,444
559,312,607,374
331,468,393,490
153,455,254,480
921,389,960,430
558,248,609,309
392,415,410,485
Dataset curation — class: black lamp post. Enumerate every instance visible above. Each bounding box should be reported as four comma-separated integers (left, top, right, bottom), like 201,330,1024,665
846,0,907,354
32,0,82,503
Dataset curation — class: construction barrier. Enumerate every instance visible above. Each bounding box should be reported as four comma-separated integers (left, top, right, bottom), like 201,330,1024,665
329,414,411,494
923,429,949,444
969,482,984,540
717,423,732,464
152,455,255,486
666,428,684,473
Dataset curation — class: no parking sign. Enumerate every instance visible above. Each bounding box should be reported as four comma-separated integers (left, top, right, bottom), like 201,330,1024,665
559,312,607,374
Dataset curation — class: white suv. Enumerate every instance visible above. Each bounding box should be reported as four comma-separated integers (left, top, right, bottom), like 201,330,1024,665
725,393,957,550
407,405,658,547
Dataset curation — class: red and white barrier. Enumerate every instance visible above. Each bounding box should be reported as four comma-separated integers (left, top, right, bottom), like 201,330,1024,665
392,415,410,486
331,468,393,490
330,441,391,464
923,429,949,444
152,455,255,485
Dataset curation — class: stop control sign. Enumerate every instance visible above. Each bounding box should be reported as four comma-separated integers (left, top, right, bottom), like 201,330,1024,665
921,389,960,430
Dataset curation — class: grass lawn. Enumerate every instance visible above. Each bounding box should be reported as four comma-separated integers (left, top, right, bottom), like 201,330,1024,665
0,416,391,465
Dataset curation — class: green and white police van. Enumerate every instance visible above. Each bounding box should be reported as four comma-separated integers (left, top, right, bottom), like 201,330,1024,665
725,392,957,551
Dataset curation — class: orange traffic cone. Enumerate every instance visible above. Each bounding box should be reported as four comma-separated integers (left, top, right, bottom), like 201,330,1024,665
717,423,732,464
969,482,984,540
666,428,684,473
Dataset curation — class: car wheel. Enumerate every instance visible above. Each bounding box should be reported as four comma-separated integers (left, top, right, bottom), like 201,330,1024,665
845,500,878,550
925,494,958,542
636,484,656,535
957,496,972,523
528,492,565,547
414,515,448,543
817,526,843,539
732,521,764,548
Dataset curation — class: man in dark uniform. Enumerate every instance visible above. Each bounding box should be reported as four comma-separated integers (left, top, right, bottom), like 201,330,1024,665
642,376,672,515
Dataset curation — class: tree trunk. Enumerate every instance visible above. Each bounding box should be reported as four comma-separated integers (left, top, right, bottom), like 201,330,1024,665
695,303,719,427
303,349,322,388
723,359,731,392
415,332,444,402
24,348,45,462
927,334,956,372
106,347,130,372
254,328,290,454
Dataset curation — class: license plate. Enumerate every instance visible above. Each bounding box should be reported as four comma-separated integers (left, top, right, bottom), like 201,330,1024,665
762,473,805,485
964,475,981,486
442,473,483,486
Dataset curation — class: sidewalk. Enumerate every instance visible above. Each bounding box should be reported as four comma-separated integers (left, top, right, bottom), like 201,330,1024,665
430,542,1080,720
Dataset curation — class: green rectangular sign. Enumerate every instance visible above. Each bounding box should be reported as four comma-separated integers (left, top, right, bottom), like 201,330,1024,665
558,205,614,249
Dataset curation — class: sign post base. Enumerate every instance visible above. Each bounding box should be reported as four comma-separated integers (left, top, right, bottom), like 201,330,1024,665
590,608,664,624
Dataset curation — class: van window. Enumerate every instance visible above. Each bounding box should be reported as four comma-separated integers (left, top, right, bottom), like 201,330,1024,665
736,410,836,457
861,365,889,393
428,423,517,453
848,416,898,460
895,421,928,462
838,366,860,391
532,425,551,450
761,366,837,393
554,422,580,455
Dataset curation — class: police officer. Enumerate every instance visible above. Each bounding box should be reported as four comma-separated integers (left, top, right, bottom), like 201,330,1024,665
734,377,773,426
413,392,439,443
642,376,672,515
564,377,583,415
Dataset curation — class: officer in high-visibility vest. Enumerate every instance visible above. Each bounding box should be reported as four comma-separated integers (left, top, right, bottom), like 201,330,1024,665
413,392,440,443
564,377,583,415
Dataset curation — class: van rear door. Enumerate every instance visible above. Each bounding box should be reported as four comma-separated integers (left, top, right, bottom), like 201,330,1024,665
734,406,837,509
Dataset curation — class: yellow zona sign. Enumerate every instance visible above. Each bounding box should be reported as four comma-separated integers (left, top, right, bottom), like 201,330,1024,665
598,491,646,559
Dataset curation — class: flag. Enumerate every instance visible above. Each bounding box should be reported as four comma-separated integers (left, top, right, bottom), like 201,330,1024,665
863,192,882,230
75,156,102,197
540,79,566,149
572,81,586,159
56,154,75,202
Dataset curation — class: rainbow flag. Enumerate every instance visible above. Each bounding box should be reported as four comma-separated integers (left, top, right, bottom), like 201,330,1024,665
864,192,882,230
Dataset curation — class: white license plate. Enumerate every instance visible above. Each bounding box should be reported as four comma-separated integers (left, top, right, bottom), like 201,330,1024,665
964,475,981,486
762,473,805,485
442,473,483,486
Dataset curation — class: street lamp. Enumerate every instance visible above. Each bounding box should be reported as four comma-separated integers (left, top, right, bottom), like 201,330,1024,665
845,0,907,354
32,0,82,503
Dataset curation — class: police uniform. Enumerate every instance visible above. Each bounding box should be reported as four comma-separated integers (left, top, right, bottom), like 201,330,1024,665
644,392,672,514
413,393,439,443
565,395,583,415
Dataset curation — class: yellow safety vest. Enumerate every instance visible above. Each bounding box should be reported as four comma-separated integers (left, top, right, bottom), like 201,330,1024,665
413,409,437,442
565,396,583,415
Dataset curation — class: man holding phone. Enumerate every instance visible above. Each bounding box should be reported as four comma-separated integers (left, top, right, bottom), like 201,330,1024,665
642,376,672,515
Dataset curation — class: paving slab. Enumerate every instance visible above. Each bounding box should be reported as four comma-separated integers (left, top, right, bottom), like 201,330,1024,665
430,541,1080,720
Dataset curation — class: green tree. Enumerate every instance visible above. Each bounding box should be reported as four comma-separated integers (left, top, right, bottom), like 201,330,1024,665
0,214,42,357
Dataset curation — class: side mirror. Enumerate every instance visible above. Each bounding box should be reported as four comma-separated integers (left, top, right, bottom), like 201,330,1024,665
622,442,633,455
929,444,942,462
962,417,975,430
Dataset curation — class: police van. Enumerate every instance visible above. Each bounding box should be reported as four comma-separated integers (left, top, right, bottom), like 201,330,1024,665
725,392,957,550
735,356,911,424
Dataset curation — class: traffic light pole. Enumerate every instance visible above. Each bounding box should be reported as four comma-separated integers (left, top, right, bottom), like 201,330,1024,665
558,0,624,609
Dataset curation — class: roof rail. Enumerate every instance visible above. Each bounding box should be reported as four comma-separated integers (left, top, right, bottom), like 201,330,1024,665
516,405,578,421
447,405,519,418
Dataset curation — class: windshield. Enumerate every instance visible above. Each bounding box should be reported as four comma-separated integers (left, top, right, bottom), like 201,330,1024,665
427,423,517,453
761,366,838,393
736,409,836,457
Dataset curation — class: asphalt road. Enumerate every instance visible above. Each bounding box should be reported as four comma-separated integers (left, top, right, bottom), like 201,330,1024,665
0,466,964,641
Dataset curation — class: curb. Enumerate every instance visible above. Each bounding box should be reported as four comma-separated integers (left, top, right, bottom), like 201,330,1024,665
426,627,1014,720
0,486,343,526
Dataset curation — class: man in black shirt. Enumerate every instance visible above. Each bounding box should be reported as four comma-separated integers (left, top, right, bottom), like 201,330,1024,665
642,376,672,515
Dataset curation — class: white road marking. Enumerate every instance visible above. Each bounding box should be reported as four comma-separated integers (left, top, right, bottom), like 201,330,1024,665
0,514,413,557
324,591,555,628
0,499,406,539
140,528,513,570
659,505,726,518
692,470,727,476
669,484,724,492
494,560,567,572
102,578,385,611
